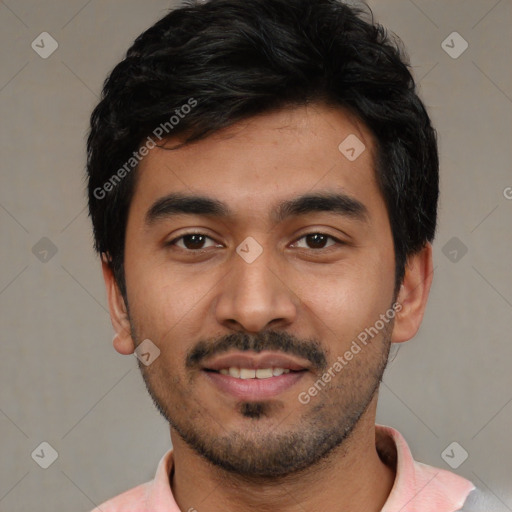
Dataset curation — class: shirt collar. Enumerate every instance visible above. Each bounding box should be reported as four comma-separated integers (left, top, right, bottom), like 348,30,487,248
145,424,475,512
376,424,475,512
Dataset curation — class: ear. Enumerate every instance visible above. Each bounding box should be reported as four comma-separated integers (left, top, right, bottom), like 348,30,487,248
101,254,135,355
391,243,434,344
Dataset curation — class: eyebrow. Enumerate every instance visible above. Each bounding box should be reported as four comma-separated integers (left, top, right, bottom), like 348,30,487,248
144,191,369,227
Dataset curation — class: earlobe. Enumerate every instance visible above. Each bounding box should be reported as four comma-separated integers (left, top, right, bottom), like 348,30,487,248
101,254,135,355
112,332,135,355
391,243,434,344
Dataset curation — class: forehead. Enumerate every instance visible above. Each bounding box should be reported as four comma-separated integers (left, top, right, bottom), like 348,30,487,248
129,103,384,225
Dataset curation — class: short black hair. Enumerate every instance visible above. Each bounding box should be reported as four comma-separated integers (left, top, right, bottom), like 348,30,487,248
86,0,439,302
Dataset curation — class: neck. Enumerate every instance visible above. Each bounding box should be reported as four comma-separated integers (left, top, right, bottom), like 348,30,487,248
170,398,395,512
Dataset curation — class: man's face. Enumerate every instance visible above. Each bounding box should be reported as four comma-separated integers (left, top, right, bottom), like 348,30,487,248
120,103,397,477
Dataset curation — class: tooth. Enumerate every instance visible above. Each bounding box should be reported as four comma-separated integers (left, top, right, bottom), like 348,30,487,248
240,368,256,379
255,368,273,379
223,367,292,379
228,367,240,378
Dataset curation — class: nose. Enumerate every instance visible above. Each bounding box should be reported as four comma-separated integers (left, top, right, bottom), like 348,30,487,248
214,243,299,333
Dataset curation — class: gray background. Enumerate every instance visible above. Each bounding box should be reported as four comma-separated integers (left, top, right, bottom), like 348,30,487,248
0,0,511,510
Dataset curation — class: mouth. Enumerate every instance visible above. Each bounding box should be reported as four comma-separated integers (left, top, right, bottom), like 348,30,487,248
201,351,310,400
204,366,304,378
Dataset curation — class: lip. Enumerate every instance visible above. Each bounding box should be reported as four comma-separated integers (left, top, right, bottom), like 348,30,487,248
201,350,311,371
203,369,307,400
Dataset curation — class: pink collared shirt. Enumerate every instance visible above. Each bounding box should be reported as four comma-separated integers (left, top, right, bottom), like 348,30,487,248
91,424,476,512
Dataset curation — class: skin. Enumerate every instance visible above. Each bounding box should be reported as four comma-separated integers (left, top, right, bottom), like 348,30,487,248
103,102,433,512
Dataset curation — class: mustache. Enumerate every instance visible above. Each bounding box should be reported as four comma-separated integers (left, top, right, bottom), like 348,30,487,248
185,330,328,372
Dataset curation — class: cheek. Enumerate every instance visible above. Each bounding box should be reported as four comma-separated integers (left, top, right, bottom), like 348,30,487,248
295,260,394,343
124,254,219,360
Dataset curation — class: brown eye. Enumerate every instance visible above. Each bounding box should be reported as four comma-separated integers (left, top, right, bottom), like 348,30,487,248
293,233,340,250
168,233,219,251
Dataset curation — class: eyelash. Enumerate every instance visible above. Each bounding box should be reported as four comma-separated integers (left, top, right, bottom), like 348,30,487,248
166,232,345,252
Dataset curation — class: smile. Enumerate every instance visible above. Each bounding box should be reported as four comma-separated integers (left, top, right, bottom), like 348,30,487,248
215,367,292,379
202,367,307,400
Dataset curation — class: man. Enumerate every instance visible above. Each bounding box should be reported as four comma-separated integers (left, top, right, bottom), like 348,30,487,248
86,0,485,510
